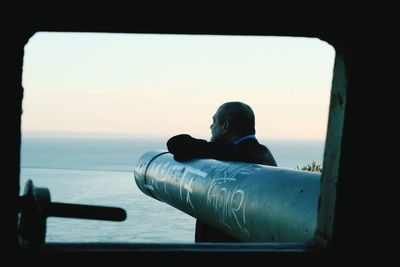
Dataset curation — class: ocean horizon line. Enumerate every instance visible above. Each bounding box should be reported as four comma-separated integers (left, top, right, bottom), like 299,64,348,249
20,166,136,174
22,130,325,142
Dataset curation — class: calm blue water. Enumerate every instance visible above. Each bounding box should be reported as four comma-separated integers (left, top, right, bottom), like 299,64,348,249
20,137,324,243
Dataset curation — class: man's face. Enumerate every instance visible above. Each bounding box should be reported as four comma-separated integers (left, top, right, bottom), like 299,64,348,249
210,109,225,143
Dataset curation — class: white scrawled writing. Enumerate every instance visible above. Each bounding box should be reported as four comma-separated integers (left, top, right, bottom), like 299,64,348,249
206,164,251,236
177,166,207,212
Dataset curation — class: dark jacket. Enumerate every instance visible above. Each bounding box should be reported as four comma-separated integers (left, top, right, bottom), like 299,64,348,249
167,134,277,242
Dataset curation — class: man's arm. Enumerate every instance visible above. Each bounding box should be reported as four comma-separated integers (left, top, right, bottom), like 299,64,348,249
167,134,236,161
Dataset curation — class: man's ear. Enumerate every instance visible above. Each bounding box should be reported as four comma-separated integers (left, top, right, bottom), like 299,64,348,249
221,120,230,135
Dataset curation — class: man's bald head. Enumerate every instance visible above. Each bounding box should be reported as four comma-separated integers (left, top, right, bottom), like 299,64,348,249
216,101,256,137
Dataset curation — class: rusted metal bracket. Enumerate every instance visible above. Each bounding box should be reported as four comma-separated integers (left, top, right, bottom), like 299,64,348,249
17,179,126,248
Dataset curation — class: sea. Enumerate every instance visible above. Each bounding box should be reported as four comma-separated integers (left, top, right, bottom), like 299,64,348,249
19,136,325,243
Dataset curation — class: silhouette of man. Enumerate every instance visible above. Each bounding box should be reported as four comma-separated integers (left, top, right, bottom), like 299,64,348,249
167,101,277,242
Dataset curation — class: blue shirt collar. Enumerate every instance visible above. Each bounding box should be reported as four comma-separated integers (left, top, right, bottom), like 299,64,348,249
233,135,256,145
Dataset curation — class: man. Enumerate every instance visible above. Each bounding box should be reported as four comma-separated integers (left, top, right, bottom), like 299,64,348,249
167,101,277,242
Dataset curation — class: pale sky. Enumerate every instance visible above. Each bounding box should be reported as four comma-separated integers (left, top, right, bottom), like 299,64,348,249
22,32,335,140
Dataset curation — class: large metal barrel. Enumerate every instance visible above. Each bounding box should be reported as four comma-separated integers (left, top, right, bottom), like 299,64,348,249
134,150,320,242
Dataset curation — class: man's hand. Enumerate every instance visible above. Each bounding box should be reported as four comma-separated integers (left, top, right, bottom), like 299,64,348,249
167,134,208,161
166,134,195,155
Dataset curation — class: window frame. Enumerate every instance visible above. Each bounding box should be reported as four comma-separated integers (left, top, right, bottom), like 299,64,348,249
11,29,349,255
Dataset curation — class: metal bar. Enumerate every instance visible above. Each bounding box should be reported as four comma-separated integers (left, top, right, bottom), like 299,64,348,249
47,203,127,222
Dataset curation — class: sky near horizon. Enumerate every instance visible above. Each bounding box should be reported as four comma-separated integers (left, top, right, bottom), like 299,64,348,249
22,32,335,140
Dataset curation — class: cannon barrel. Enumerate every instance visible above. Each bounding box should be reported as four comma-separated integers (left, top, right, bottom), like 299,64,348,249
134,150,320,242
